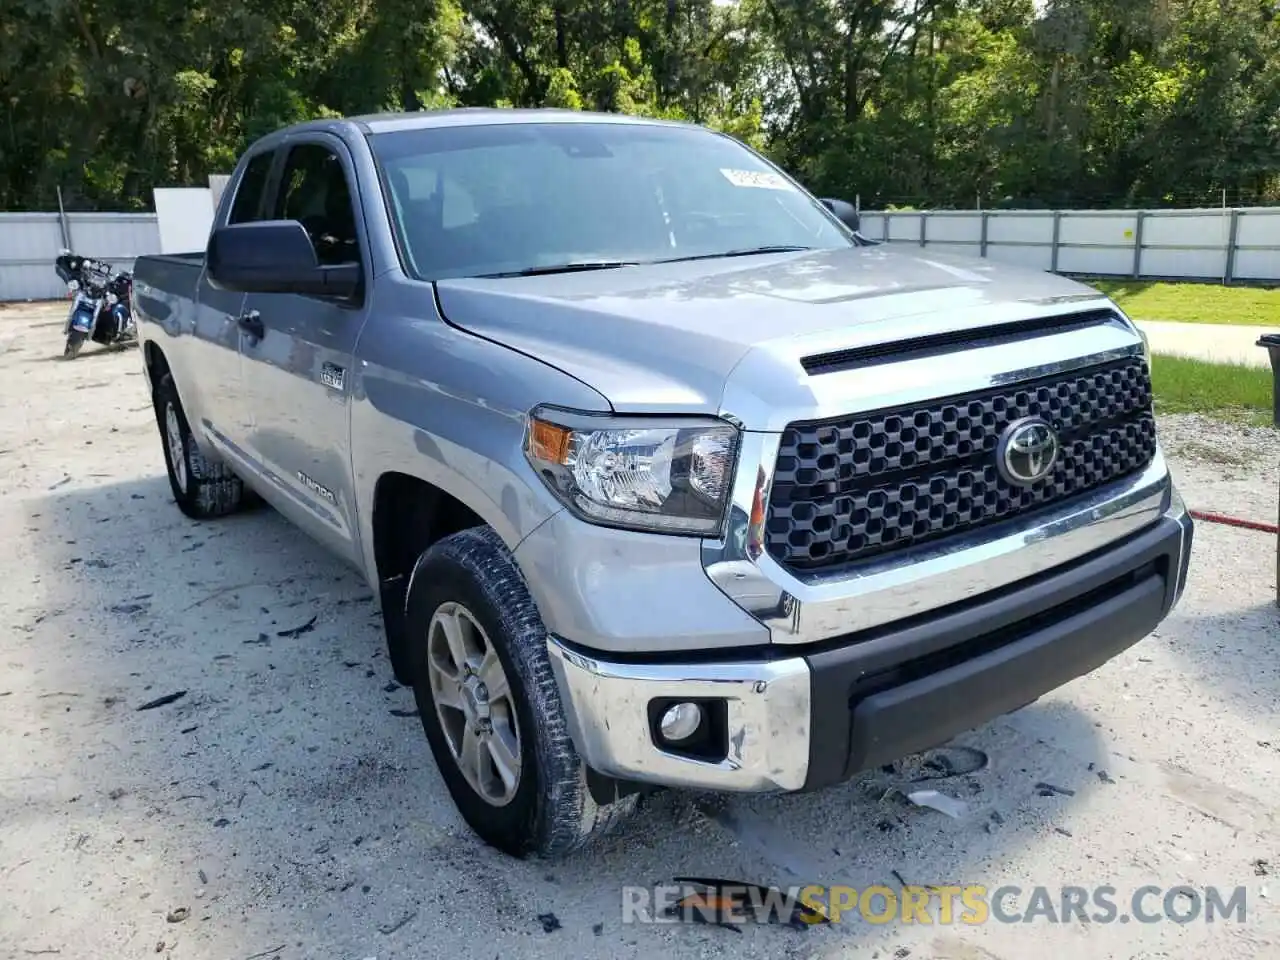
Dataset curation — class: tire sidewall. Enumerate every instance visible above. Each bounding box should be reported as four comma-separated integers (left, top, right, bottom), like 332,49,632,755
407,548,546,853
155,378,186,496
154,375,193,503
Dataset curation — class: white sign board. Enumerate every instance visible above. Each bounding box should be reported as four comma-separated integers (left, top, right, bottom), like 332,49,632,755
153,187,215,254
209,175,231,211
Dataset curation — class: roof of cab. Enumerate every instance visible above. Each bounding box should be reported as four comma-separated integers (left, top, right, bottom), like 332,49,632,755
346,107,694,135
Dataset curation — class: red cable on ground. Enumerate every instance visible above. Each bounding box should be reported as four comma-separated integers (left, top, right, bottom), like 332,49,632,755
1188,509,1279,535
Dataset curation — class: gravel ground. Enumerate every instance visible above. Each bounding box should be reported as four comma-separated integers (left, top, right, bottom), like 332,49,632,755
1,302,1277,960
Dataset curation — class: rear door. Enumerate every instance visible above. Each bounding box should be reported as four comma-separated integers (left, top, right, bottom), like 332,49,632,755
188,147,274,457
237,135,371,562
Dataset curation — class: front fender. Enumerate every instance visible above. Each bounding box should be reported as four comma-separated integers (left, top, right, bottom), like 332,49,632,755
349,286,611,590
69,302,96,333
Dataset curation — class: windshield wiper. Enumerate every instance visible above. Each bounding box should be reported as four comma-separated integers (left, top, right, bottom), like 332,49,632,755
654,244,816,264
476,260,639,278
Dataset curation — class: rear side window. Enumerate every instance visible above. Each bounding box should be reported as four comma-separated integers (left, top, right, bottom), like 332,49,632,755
228,151,274,224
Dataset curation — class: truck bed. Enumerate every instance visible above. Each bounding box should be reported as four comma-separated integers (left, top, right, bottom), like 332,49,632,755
132,253,206,328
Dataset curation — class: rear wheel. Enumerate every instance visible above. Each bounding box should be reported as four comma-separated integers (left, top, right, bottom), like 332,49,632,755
406,526,636,858
153,372,247,519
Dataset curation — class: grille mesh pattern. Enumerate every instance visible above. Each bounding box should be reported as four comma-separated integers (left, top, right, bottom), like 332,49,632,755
765,357,1156,570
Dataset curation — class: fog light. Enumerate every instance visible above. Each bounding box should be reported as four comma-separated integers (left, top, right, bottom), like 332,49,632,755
658,702,702,742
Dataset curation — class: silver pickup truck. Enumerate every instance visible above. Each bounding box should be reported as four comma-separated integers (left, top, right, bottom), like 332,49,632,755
132,108,1193,859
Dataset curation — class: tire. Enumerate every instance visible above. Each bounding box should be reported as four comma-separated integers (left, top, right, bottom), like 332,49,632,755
406,526,636,858
153,372,246,519
63,330,85,359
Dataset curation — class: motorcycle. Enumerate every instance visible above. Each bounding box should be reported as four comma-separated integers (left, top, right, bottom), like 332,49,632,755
54,248,136,359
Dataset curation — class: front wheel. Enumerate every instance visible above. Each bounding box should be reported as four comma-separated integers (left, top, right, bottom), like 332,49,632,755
406,526,636,858
63,330,85,359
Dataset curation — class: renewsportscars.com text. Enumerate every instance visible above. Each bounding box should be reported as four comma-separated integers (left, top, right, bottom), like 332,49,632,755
621,883,1250,926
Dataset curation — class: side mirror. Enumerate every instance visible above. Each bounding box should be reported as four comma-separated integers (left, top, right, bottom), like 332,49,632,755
820,197,860,233
207,220,360,298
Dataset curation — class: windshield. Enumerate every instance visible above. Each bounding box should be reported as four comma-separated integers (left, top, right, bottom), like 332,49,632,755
369,120,853,280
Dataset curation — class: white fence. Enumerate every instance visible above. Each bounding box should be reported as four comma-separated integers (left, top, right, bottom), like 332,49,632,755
0,212,161,302
1,178,224,302
859,206,1280,283
4,202,1279,302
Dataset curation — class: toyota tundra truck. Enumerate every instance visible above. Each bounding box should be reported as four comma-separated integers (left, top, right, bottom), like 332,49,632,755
130,108,1193,859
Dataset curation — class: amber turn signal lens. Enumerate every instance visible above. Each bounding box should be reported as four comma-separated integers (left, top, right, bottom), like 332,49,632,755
528,418,572,465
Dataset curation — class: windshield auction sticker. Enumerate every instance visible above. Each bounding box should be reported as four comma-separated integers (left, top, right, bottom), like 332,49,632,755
719,168,792,191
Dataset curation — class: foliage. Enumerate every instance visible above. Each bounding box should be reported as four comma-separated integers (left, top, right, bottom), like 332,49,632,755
2,0,1279,211
1149,353,1274,425
1086,279,1280,326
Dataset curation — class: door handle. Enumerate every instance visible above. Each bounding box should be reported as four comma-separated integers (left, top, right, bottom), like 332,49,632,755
237,310,264,340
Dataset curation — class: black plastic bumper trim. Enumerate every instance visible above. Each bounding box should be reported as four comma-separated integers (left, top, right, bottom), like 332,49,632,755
801,515,1183,790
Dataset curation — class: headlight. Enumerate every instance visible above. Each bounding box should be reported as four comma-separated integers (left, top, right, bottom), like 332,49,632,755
1137,324,1152,369
524,407,740,535
1115,303,1152,369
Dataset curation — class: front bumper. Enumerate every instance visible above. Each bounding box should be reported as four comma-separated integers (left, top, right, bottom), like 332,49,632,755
546,495,1193,793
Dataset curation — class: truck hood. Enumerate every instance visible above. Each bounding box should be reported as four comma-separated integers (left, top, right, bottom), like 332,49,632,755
433,245,1118,422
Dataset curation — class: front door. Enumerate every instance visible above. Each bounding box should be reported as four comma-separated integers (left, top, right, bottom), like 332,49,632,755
238,135,372,563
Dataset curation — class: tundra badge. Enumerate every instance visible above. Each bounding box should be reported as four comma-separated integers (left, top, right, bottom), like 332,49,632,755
297,471,337,505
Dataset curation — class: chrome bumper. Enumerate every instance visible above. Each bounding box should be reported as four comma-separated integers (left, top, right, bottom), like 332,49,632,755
545,639,811,791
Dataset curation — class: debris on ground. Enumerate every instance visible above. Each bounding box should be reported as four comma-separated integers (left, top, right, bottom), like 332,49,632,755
536,913,561,933
668,877,829,930
909,746,989,782
1255,859,1270,877
904,789,968,818
389,709,418,718
165,907,189,923
376,909,417,935
276,615,317,638
1035,781,1076,798
135,691,186,711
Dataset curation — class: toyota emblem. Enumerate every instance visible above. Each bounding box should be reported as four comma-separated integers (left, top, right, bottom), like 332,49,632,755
996,416,1060,486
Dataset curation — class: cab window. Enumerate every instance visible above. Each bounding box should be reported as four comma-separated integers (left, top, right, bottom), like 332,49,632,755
273,143,362,267
228,150,274,224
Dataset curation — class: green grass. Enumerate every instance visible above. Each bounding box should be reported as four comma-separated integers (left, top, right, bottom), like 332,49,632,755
1083,279,1280,326
1150,352,1275,424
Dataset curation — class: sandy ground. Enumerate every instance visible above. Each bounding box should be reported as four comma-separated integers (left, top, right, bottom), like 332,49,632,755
0,301,1277,960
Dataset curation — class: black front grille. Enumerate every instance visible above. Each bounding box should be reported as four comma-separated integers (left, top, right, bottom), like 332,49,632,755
765,356,1157,571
